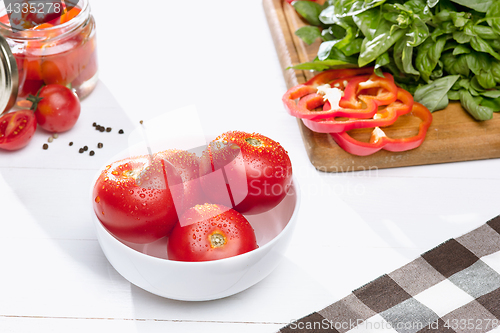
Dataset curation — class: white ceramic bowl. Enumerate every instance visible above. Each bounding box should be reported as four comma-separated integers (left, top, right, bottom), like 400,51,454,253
90,146,300,301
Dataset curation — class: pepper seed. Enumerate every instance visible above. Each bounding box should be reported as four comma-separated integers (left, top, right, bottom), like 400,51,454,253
48,137,53,143
92,122,97,127
118,129,124,134
106,127,111,132
79,148,84,153
43,143,49,150
69,142,73,146
83,146,88,151
89,150,95,156
97,142,103,149
53,133,58,139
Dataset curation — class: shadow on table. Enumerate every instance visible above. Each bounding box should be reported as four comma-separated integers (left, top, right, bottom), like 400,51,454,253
126,256,335,330
0,80,135,272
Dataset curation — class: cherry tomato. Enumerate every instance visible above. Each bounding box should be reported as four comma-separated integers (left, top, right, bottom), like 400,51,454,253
0,110,37,151
167,204,258,262
154,149,208,213
199,131,293,215
93,155,184,244
59,7,81,24
30,84,81,133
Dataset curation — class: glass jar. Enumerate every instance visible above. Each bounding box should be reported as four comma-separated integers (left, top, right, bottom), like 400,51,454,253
0,0,98,111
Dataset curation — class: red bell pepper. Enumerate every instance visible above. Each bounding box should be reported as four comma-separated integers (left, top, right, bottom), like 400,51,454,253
330,102,433,156
282,71,398,120
302,88,414,133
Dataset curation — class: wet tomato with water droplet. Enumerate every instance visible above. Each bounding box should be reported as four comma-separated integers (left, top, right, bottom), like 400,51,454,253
0,110,37,151
167,203,258,262
199,131,293,215
30,84,81,133
92,155,184,244
154,149,208,213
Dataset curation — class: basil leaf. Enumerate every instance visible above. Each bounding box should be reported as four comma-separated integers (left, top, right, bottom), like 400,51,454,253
459,89,494,120
492,61,500,83
333,0,387,18
450,0,492,13
322,25,347,40
394,37,420,76
453,44,471,55
477,71,496,89
481,89,500,98
289,59,354,71
374,51,390,77
415,36,447,82
473,25,497,40
341,38,363,56
486,1,500,35
317,40,358,63
427,0,439,8
295,26,322,45
448,89,460,100
470,35,500,61
442,52,470,76
293,1,323,26
471,76,486,92
317,40,340,60
481,97,500,111
453,31,471,44
414,75,460,111
359,23,406,67
352,8,382,39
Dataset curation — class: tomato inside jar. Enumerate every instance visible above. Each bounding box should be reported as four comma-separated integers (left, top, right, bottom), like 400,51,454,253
0,0,98,106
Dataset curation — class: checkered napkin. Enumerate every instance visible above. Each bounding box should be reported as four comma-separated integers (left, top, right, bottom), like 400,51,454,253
280,215,500,333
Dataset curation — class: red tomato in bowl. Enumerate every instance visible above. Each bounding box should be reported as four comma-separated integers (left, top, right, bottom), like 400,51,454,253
199,131,293,215
31,84,80,133
167,203,258,262
154,149,208,213
0,110,37,151
93,155,184,244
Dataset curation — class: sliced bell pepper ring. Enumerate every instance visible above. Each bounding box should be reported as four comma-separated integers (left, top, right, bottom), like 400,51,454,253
282,67,375,119
302,88,414,133
282,70,398,120
330,102,433,156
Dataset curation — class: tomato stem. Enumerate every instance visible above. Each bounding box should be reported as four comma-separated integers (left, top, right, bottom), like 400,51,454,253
245,137,263,147
27,87,44,112
210,232,226,248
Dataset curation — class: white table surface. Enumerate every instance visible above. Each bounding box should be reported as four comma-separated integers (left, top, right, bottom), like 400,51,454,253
1,1,499,332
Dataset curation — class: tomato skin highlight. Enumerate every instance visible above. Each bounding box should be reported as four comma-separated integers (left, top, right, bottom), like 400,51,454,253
0,110,37,151
93,156,184,244
200,131,293,215
33,84,81,133
154,149,208,213
167,204,258,262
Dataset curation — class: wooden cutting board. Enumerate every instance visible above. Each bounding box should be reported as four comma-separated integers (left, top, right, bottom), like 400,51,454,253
263,0,500,172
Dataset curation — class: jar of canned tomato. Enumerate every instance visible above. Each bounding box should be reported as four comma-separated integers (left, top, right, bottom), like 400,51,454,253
0,0,97,112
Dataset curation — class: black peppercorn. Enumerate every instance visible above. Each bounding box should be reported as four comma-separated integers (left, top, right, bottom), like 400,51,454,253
97,142,103,149
89,151,95,156
118,129,124,134
43,143,49,150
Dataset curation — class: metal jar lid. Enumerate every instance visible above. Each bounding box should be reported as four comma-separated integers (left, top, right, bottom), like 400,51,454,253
0,34,18,114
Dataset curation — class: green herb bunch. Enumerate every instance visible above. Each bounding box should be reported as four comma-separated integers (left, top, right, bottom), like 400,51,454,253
292,0,500,120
